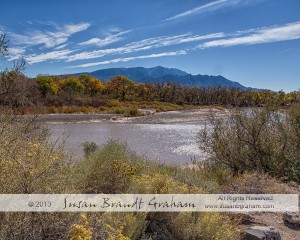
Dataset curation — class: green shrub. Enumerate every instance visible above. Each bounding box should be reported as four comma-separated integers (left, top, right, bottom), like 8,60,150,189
97,212,147,240
285,104,300,182
130,173,204,194
83,141,98,158
199,105,300,182
77,140,144,193
124,108,142,117
112,107,125,114
171,212,240,240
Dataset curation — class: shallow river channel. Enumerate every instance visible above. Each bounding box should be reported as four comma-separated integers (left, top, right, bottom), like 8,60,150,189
47,121,207,165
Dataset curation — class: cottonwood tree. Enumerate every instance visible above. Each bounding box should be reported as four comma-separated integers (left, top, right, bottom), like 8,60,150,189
78,74,105,96
0,33,37,108
106,75,135,101
36,75,59,96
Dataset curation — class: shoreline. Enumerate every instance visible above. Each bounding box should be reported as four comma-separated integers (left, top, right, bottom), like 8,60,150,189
35,107,228,125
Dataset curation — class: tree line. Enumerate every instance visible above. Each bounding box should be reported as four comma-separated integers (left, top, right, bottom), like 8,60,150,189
0,70,299,110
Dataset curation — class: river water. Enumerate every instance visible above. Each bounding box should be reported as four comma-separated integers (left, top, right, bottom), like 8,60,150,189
47,121,208,165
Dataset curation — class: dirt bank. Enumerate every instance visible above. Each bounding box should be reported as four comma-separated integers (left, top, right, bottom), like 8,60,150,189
36,108,228,124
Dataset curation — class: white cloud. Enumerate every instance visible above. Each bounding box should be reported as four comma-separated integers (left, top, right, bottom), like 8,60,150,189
63,23,91,35
200,21,300,48
67,32,223,62
7,47,26,60
10,22,91,48
8,47,26,55
26,49,75,64
67,50,187,68
123,33,222,49
78,30,130,47
164,0,243,21
54,43,69,50
79,38,105,46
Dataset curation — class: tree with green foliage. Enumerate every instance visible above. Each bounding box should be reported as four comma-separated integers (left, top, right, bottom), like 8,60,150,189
134,83,149,101
60,77,84,94
79,74,105,96
36,75,59,96
107,75,135,101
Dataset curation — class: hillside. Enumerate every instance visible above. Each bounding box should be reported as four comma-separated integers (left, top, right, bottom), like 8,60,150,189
76,66,249,89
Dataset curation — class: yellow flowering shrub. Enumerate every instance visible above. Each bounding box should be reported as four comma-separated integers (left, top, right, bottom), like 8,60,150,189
70,214,92,240
97,212,147,240
0,115,74,239
78,140,144,194
106,225,130,240
130,173,204,194
171,212,240,240
0,115,68,194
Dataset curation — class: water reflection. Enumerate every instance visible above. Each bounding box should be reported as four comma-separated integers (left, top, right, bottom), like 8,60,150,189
47,122,207,165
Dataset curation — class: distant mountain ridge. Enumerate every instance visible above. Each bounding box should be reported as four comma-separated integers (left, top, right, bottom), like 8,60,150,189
76,66,252,90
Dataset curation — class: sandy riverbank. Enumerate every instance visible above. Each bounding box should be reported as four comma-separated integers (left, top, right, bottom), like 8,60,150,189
36,107,228,124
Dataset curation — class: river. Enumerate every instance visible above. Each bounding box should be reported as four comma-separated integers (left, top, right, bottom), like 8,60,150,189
47,121,208,165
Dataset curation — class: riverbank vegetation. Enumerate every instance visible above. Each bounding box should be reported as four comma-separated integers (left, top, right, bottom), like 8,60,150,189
199,104,300,183
1,104,299,239
1,70,300,115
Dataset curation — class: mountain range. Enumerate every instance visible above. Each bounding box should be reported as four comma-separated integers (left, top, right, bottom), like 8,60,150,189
76,66,252,90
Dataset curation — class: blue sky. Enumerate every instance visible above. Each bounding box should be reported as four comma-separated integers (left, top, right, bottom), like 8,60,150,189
1,0,300,92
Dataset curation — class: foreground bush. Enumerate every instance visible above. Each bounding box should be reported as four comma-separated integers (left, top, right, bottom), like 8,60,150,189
70,214,92,240
97,212,147,240
172,212,239,240
76,140,144,194
0,113,75,239
199,105,300,182
130,173,204,194
0,113,72,194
